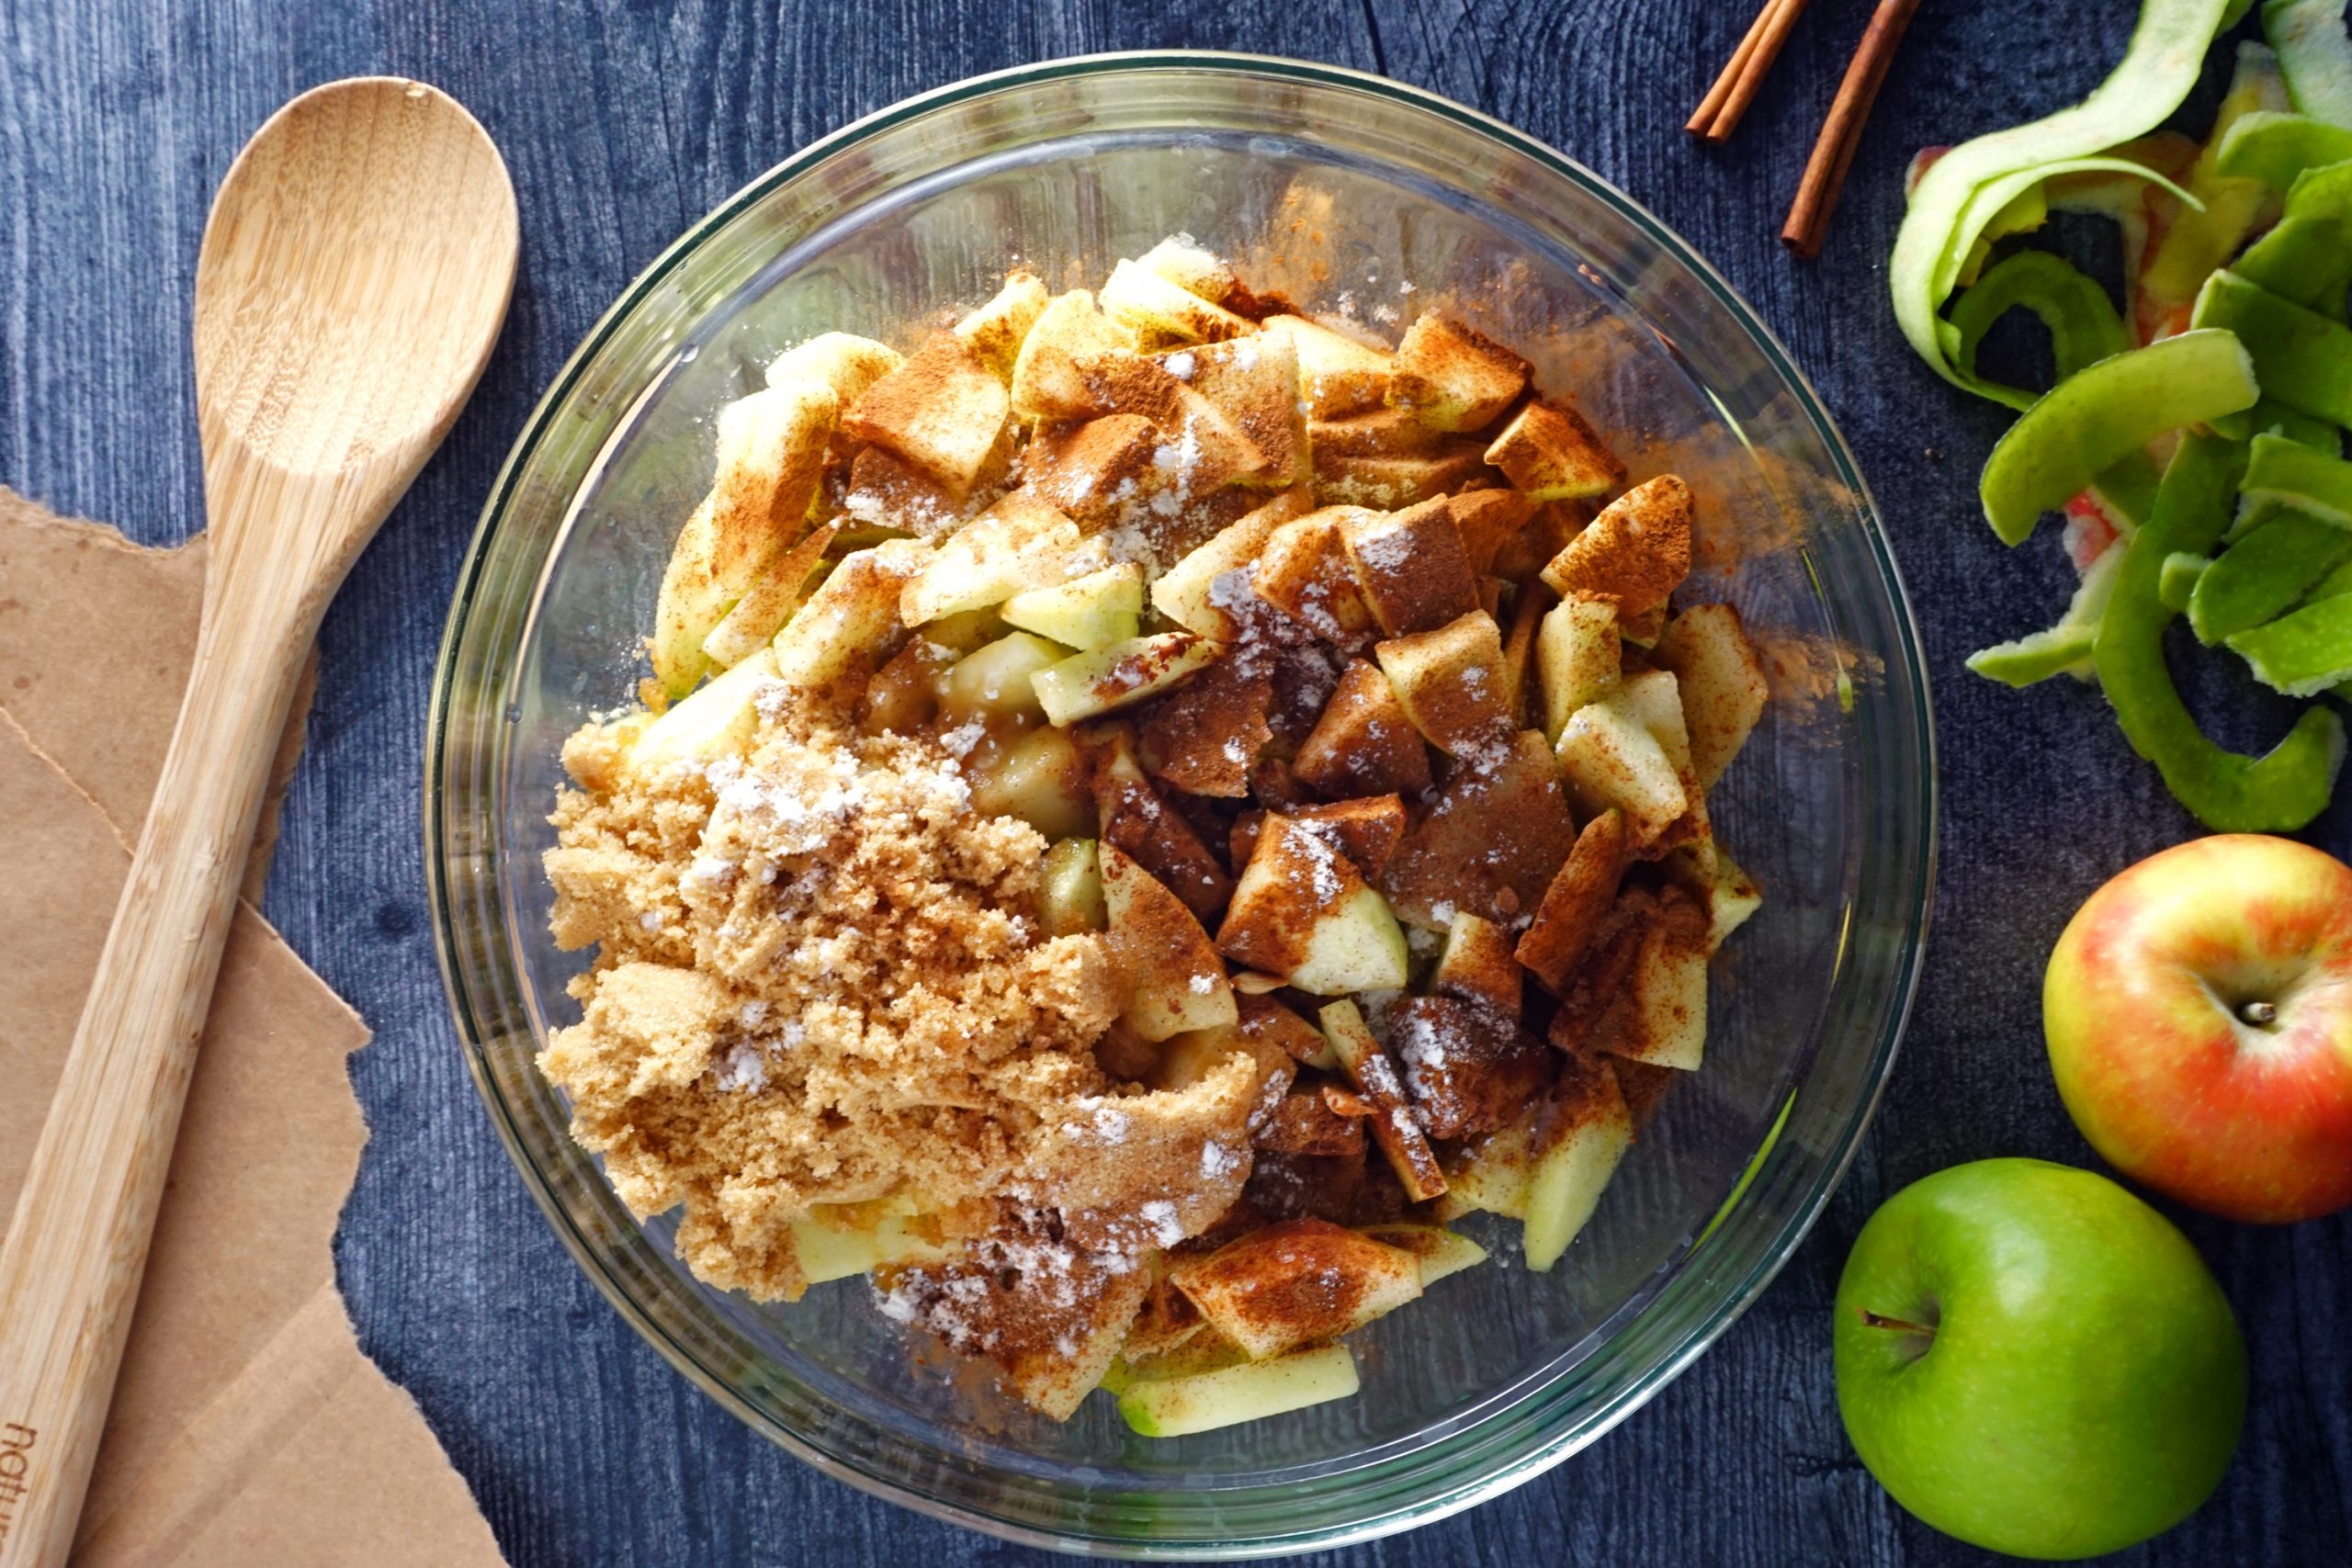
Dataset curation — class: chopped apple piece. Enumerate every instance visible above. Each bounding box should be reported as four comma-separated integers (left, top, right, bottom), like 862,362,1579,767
1251,511,1380,646
971,726,1092,839
1101,843,1237,1043
1388,315,1531,433
1700,850,1762,951
1536,593,1621,742
1158,384,1272,491
1136,235,1238,303
1001,561,1145,649
1115,1343,1359,1437
769,540,932,696
1597,891,1712,1071
791,1195,952,1285
1296,671,1429,802
700,520,841,670
940,631,1065,723
1653,602,1770,787
1137,655,1274,798
954,270,1050,381
899,491,1088,626
1342,498,1480,637
1490,497,1584,584
1314,444,1492,508
841,332,1012,499
1380,729,1577,928
1023,413,1163,521
1521,1054,1634,1271
1356,1223,1488,1286
1540,475,1693,615
1010,289,1138,422
1484,398,1623,501
1033,632,1224,727
1042,837,1107,935
856,635,953,735
1259,314,1393,418
1448,489,1537,576
1514,808,1630,993
841,444,967,538
1374,611,1514,761
1168,1218,1421,1359
1216,813,1409,994
1308,407,1442,457
766,333,904,403
1387,995,1551,1140
1555,693,1688,852
1101,256,1254,348
650,378,840,694
1237,992,1339,1070
1151,485,1317,637
1098,731,1234,923
1619,667,1713,862
1318,999,1448,1201
1432,909,1522,1020
1498,577,1544,728
1290,795,1408,881
1161,332,1307,488
631,647,777,773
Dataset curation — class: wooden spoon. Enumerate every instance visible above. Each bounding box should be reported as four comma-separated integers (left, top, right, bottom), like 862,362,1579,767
0,78,515,1568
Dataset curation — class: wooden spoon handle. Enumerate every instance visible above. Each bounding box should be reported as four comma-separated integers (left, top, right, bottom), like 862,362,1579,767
0,548,314,1568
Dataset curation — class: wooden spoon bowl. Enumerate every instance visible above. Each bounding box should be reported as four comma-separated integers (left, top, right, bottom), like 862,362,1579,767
0,77,515,1568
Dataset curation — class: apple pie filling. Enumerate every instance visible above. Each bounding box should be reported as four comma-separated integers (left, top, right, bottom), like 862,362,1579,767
541,237,1769,1433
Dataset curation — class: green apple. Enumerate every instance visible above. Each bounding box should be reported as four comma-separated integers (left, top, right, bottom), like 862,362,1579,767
1835,1158,2245,1561
2045,833,2352,1224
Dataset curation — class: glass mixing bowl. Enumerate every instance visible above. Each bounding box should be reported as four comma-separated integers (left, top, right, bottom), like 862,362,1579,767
427,51,1936,1557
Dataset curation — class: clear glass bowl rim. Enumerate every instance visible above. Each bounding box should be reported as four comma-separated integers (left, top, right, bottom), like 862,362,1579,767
424,48,1939,1558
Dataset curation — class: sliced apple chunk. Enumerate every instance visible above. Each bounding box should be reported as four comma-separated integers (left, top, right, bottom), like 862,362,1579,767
1431,909,1523,1020
1515,808,1631,994
766,332,904,403
631,647,777,773
1380,729,1578,929
1290,795,1408,881
1555,694,1688,852
1101,843,1237,1043
1653,602,1770,787
1536,593,1621,742
1023,413,1163,522
899,491,1089,626
1115,1343,1359,1437
1319,999,1448,1202
1251,510,1380,646
1521,1054,1635,1271
1001,561,1145,649
1097,732,1234,924
1388,315,1531,433
769,540,932,697
1449,489,1537,575
1033,632,1224,727
1216,813,1408,995
1293,659,1432,798
650,378,840,694
940,631,1065,724
1597,891,1712,1072
1374,610,1514,761
791,1195,952,1285
1540,475,1693,616
1484,398,1623,501
1161,332,1307,488
842,331,1012,499
1010,289,1138,422
1167,1218,1421,1359
1309,407,1442,457
1258,314,1392,418
1342,497,1480,637
1313,443,1492,508
1439,1115,1536,1221
1101,256,1254,348
1136,235,1238,301
700,520,841,671
1386,995,1551,1140
971,727,1092,840
1136,655,1274,798
1041,837,1108,935
1151,485,1317,637
954,269,1050,382
1700,850,1762,952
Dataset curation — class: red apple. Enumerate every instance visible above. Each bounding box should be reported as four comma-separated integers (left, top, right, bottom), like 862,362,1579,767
2045,834,2352,1224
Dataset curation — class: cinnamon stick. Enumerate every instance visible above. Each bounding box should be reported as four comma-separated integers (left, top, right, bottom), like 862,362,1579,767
1782,0,1923,258
1703,0,1812,145
1688,0,1781,136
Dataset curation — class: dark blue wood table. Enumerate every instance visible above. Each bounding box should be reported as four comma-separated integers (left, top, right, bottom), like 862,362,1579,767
5,2,2346,1562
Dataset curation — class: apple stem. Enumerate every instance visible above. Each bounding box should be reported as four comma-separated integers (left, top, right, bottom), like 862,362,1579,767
1857,1308,1936,1338
2238,999,2278,1029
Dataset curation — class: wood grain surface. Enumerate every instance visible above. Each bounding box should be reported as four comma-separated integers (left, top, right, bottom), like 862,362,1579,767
3,2,2346,1564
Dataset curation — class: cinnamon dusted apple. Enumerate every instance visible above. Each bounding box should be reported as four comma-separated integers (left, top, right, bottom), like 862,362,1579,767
546,234,1770,1438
